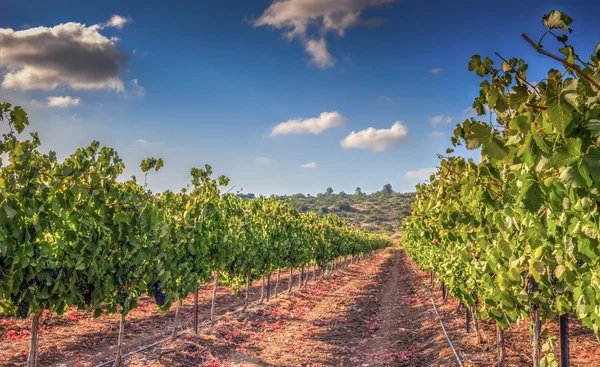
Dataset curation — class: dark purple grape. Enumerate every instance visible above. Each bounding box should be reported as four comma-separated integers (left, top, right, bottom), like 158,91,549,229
83,284,95,306
529,302,538,311
152,282,167,306
118,291,129,307
575,258,585,267
18,302,30,318
84,292,93,306
526,276,538,295
550,271,558,286
51,270,59,279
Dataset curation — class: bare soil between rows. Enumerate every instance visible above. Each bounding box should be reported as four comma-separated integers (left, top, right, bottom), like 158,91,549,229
2,248,600,366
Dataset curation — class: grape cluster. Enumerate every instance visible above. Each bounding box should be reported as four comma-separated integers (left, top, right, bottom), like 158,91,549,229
526,276,538,295
51,269,60,279
83,284,95,306
18,302,30,318
152,282,167,306
118,291,129,307
575,257,585,267
549,271,561,296
0,269,4,280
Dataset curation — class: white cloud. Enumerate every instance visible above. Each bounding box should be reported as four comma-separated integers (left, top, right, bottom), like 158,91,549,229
0,16,132,91
131,79,146,97
254,0,393,68
429,68,444,75
255,157,273,164
463,107,477,117
430,114,453,125
428,131,444,138
377,95,392,102
30,99,42,107
304,38,334,68
102,15,132,30
271,111,347,135
135,139,148,144
405,167,436,180
47,96,80,108
301,161,317,168
340,121,408,152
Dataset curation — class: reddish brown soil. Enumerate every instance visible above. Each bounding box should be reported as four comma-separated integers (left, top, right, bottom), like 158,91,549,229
2,248,600,367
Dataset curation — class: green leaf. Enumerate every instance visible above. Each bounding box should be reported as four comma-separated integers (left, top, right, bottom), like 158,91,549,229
585,119,600,137
584,147,600,187
509,115,529,132
542,10,573,32
3,204,17,218
550,139,582,167
498,239,512,258
531,261,546,282
508,267,521,282
483,136,508,160
554,265,574,282
546,78,574,137
509,85,529,110
522,180,544,212
531,126,551,154
465,123,491,150
468,55,482,72
559,165,587,187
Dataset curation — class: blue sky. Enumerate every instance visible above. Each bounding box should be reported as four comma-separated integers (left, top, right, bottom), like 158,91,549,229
2,0,599,195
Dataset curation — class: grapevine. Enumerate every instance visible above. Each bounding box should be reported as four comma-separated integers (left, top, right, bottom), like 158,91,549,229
401,10,600,367
0,102,390,366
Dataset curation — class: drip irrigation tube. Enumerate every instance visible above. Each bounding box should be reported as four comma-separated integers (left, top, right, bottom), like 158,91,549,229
94,303,257,367
412,266,464,367
94,261,360,367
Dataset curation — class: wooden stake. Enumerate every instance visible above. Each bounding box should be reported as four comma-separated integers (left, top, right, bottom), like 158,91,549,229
532,309,541,367
288,268,293,293
266,272,271,302
441,282,446,301
243,270,251,311
260,275,265,303
211,271,219,321
172,299,182,340
473,307,482,344
193,287,199,334
497,324,505,366
27,311,42,367
275,269,280,298
466,307,471,333
115,313,126,367
560,314,570,367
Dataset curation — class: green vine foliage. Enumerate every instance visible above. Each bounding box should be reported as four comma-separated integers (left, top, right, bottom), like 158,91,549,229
0,103,391,320
401,9,600,340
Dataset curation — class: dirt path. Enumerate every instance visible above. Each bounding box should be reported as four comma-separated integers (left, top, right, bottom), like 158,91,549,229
5,248,599,366
131,248,458,367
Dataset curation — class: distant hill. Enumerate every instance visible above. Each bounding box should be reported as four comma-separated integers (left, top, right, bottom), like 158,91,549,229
239,185,415,238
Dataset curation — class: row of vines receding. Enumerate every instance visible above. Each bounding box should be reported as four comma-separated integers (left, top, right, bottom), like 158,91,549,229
401,10,600,367
0,102,391,367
